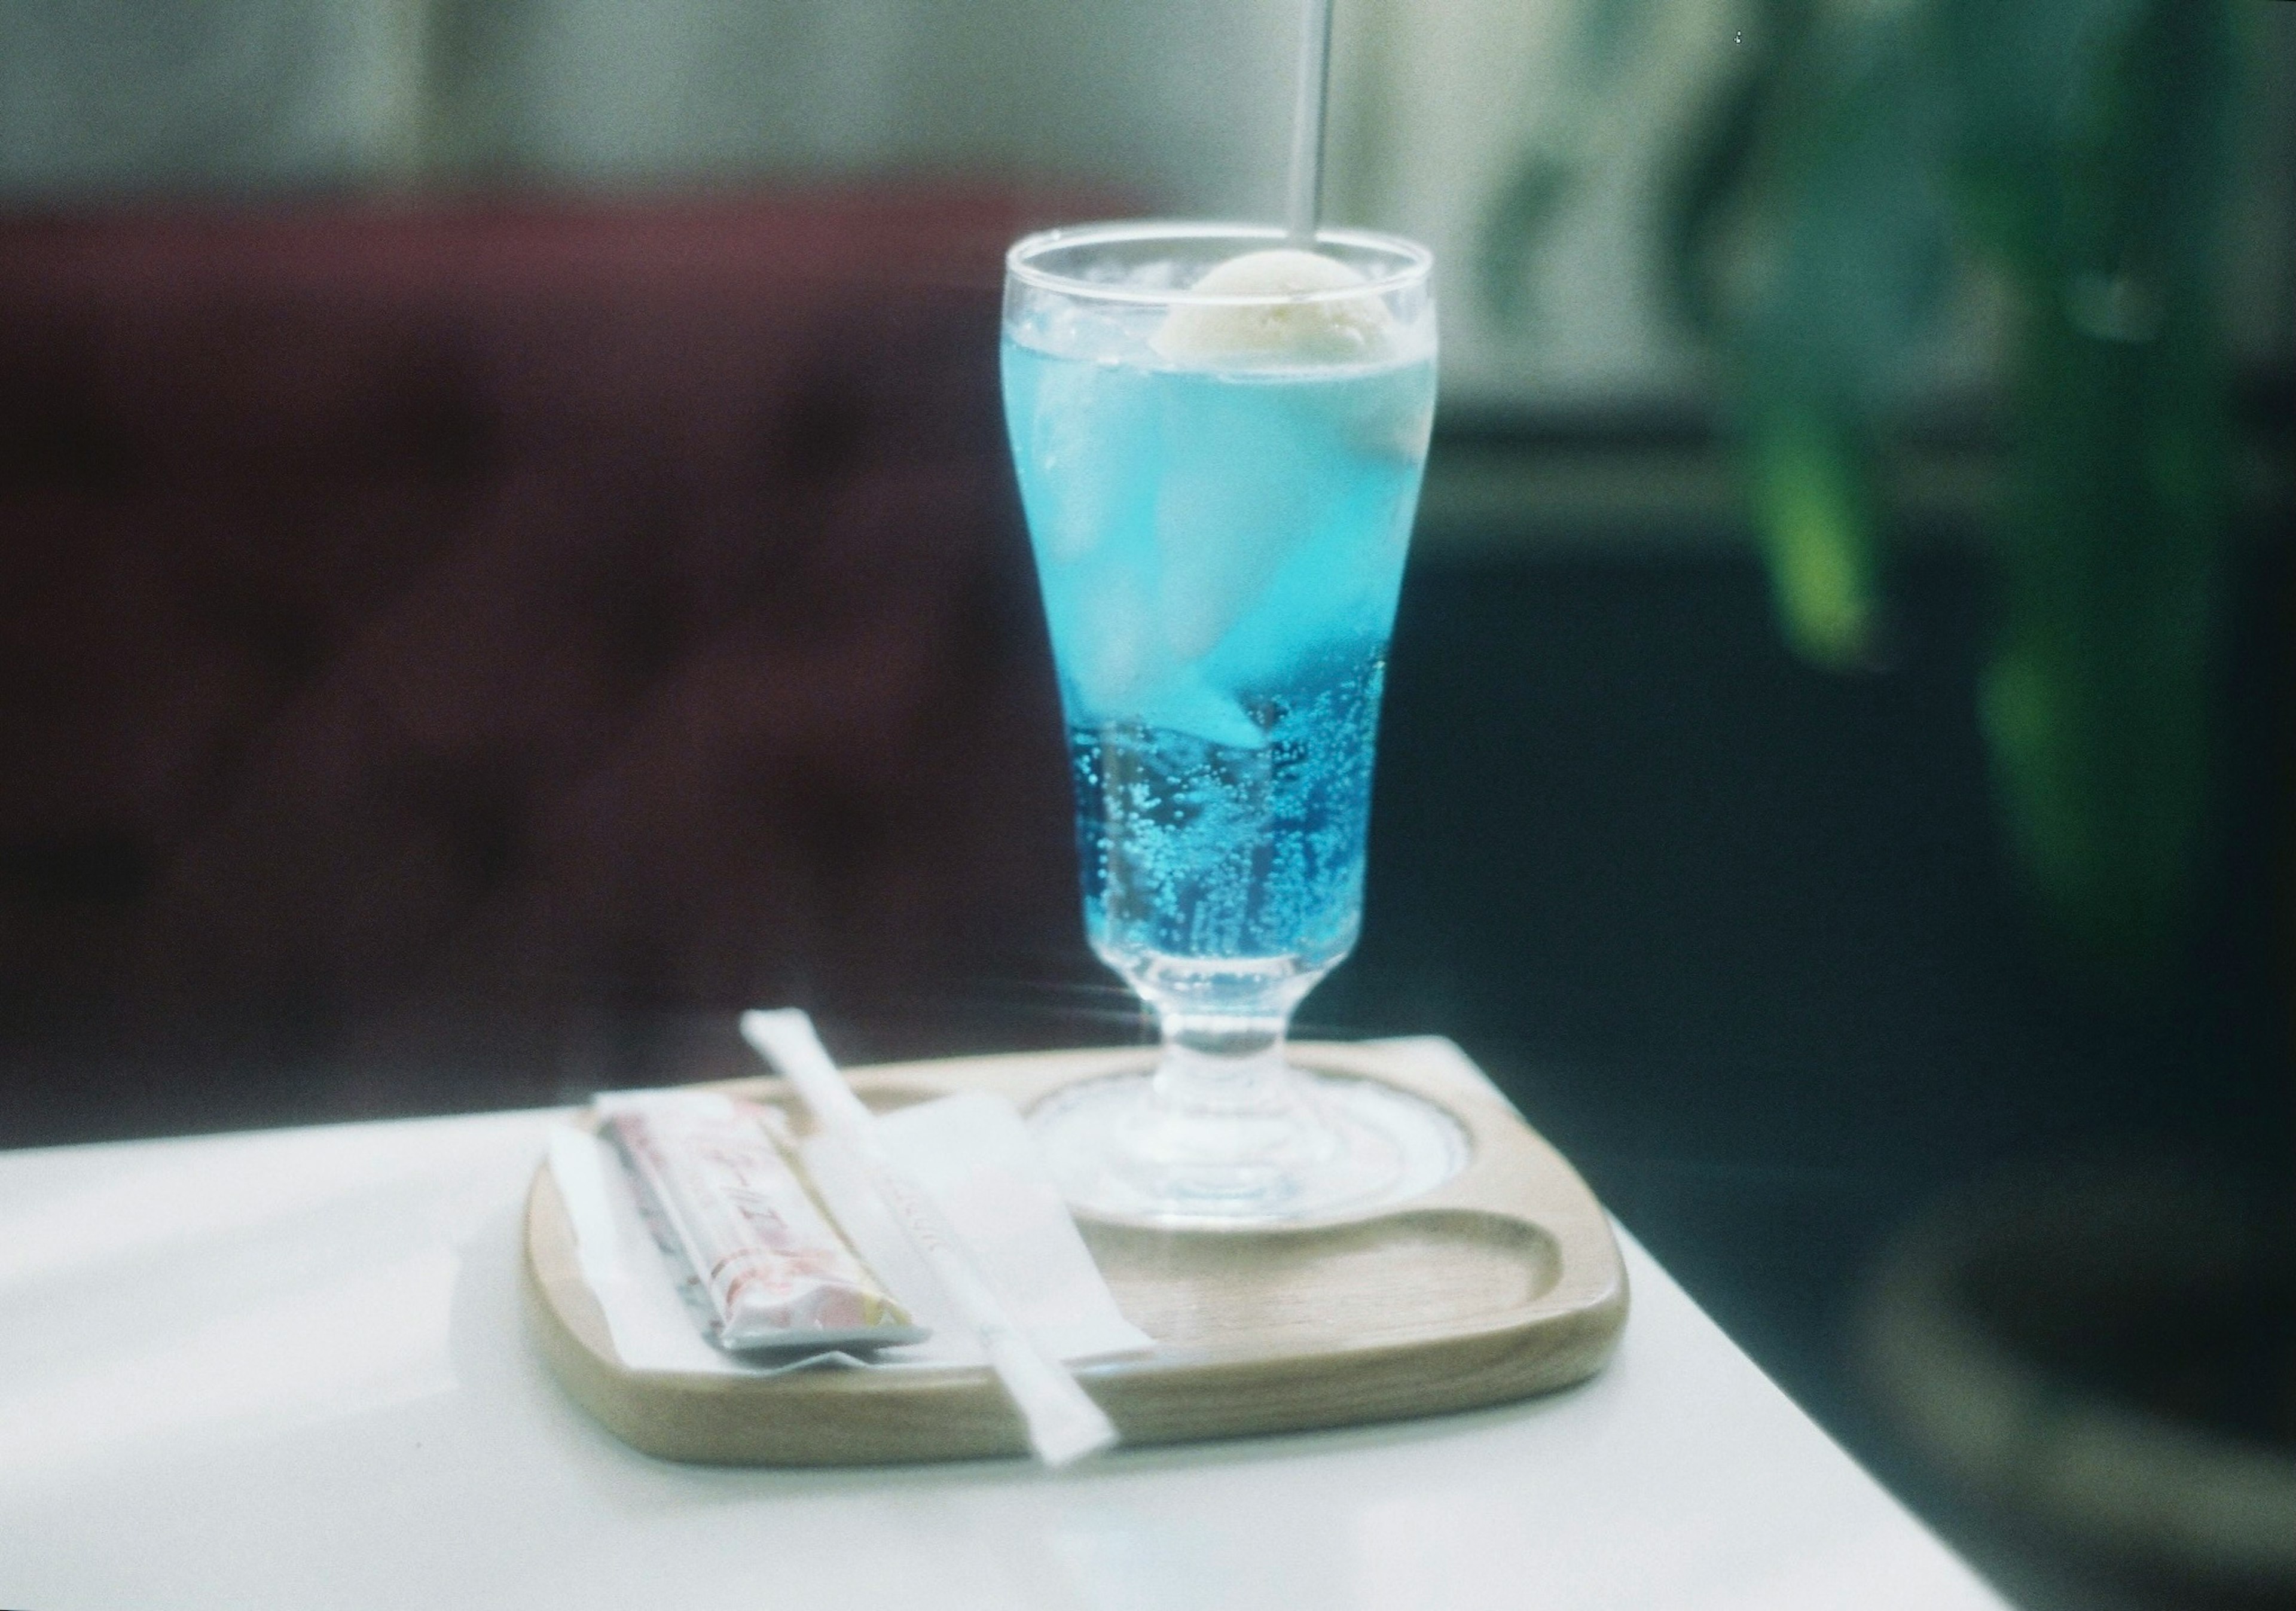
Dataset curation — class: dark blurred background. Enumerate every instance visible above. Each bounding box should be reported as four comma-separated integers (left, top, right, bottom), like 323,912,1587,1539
2,3,2292,1607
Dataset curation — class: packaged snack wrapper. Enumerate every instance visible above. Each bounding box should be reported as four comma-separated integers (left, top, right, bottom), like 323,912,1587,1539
595,1090,927,1353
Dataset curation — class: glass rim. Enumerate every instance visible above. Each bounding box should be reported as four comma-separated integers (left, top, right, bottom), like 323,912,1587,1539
1005,219,1433,307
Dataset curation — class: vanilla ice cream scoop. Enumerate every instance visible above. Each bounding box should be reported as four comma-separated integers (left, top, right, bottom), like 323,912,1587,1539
1152,248,1394,365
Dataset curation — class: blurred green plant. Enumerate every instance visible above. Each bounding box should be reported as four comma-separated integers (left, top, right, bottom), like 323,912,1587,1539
1493,0,2249,983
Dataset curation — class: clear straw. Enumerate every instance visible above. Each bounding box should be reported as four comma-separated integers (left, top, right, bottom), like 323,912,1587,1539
1285,0,1337,247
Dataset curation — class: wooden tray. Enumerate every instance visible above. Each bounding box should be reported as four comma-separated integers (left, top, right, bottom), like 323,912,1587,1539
523,1037,1628,1464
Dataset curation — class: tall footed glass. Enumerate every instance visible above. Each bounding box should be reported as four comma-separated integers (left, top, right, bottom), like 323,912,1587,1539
1002,221,1465,1225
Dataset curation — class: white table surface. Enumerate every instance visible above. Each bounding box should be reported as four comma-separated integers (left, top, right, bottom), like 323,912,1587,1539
0,1098,2009,1610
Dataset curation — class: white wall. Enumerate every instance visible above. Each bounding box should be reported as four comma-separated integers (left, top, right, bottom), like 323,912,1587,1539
424,0,1300,222
1327,0,1739,410
1327,0,2296,413
0,0,1302,222
3,0,2287,413
0,0,429,191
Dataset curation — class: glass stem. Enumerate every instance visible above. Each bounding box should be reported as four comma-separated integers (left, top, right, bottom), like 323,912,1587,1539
1150,1008,1299,1124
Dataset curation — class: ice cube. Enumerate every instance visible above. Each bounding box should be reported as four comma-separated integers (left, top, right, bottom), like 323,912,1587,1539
1153,443,1311,664
1338,363,1438,463
1051,556,1266,747
1152,249,1395,366
1068,563,1161,712
1141,667,1268,751
1031,359,1147,563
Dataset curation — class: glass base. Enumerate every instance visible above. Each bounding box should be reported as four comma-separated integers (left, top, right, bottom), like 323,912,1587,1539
1030,1064,1469,1226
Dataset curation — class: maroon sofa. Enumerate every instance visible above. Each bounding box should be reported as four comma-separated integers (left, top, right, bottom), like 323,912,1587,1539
0,187,1113,1140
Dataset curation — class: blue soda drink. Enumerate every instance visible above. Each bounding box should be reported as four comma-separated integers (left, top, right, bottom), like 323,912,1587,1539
1003,261,1435,1015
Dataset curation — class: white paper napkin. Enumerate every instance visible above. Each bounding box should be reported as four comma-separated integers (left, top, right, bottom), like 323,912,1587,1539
547,1091,1152,1377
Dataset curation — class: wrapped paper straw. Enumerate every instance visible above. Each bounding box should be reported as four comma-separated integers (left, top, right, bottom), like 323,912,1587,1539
739,1009,1119,1467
